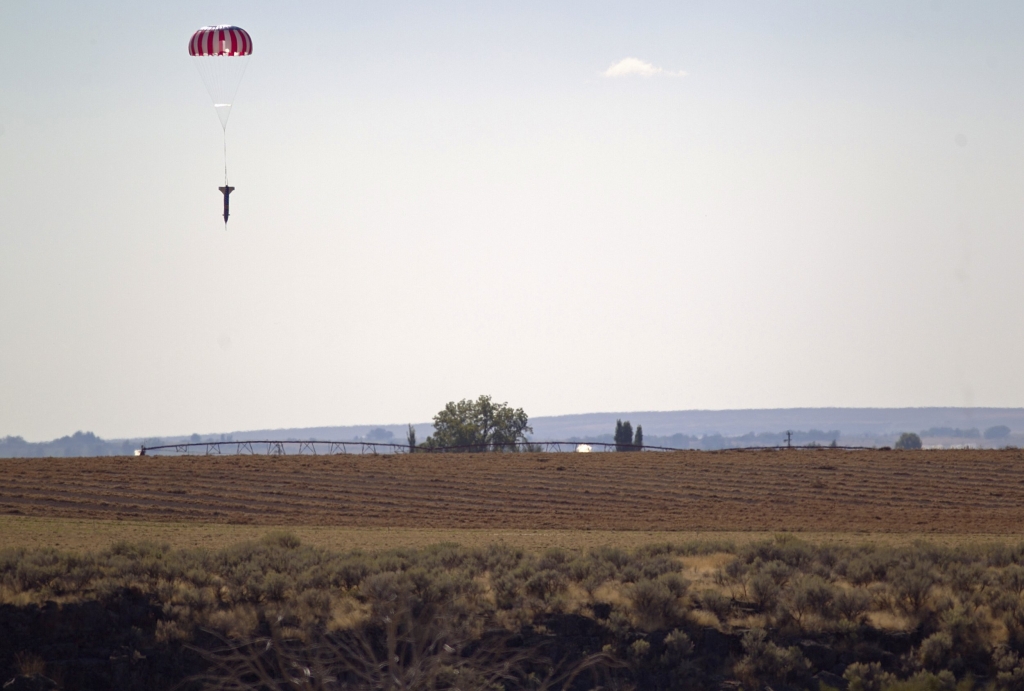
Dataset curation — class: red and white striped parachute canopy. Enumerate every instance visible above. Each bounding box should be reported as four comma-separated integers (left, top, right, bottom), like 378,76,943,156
189,26,253,57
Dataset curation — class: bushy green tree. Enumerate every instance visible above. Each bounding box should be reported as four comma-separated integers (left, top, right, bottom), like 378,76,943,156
895,432,922,450
422,396,532,452
615,420,634,452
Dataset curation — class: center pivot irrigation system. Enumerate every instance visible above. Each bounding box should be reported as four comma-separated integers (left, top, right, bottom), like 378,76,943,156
136,440,875,456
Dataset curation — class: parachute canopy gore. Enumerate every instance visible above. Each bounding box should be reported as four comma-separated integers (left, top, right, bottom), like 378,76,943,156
188,26,253,57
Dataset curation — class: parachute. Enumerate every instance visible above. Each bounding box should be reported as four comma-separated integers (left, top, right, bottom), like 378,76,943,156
189,25,252,223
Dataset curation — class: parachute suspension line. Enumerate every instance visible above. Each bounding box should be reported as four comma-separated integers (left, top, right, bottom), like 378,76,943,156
223,128,229,186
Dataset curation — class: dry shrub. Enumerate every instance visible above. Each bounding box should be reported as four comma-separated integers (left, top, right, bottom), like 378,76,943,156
628,639,651,661
885,670,958,691
994,646,1024,690
1002,565,1024,597
490,570,519,610
191,597,607,691
761,560,795,588
844,662,896,691
155,618,192,644
734,628,809,690
918,604,992,675
790,574,837,623
474,543,525,572
357,571,405,615
845,557,877,586
739,536,813,570
891,566,937,617
207,605,260,639
300,588,331,611
835,587,872,623
537,547,571,571
697,588,732,622
629,578,680,631
327,598,369,632
657,572,690,598
917,632,954,672
588,546,631,572
749,574,781,612
662,628,693,660
13,652,47,676
638,555,681,580
1002,600,1024,652
525,569,566,602
949,563,986,599
565,557,592,583
661,628,701,691
723,556,747,584
987,544,1015,568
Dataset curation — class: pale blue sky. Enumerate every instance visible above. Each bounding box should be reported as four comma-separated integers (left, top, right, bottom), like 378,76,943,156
2,1,1024,440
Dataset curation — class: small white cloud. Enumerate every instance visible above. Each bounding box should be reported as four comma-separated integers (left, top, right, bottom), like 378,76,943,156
603,57,686,78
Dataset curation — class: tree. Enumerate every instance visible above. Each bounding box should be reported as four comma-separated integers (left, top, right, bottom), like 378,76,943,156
365,427,394,442
895,432,922,450
985,425,1011,440
633,425,643,449
422,396,532,452
614,420,634,452
406,424,417,453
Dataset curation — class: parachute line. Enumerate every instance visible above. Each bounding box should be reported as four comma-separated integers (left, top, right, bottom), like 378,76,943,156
192,55,251,130
191,54,250,187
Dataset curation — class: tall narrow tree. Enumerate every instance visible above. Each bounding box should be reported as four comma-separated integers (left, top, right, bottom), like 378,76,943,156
633,425,643,450
614,420,633,452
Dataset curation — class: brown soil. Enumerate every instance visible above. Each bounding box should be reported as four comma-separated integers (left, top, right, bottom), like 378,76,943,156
1,449,1023,533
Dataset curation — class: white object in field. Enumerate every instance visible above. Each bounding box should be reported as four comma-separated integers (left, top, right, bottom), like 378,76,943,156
576,444,592,453
134,449,142,456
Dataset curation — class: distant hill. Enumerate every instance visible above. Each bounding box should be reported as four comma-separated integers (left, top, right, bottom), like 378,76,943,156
4,407,1023,457
224,407,1024,445
527,407,1024,438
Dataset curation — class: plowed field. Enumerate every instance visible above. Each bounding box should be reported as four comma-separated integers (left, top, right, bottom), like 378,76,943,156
2,449,1023,533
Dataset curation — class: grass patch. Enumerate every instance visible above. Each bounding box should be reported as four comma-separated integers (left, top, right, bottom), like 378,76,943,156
3,515,1024,553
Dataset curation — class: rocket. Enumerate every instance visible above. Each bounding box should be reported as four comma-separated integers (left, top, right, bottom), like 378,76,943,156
218,185,235,224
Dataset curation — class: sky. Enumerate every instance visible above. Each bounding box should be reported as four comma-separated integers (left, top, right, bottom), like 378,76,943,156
2,1,1024,441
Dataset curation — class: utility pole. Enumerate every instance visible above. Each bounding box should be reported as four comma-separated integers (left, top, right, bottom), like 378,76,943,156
785,431,792,448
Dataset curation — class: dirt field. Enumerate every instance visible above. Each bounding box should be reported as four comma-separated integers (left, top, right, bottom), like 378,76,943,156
2,449,1023,534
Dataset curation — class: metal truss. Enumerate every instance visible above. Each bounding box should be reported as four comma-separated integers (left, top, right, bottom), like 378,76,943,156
137,439,872,457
